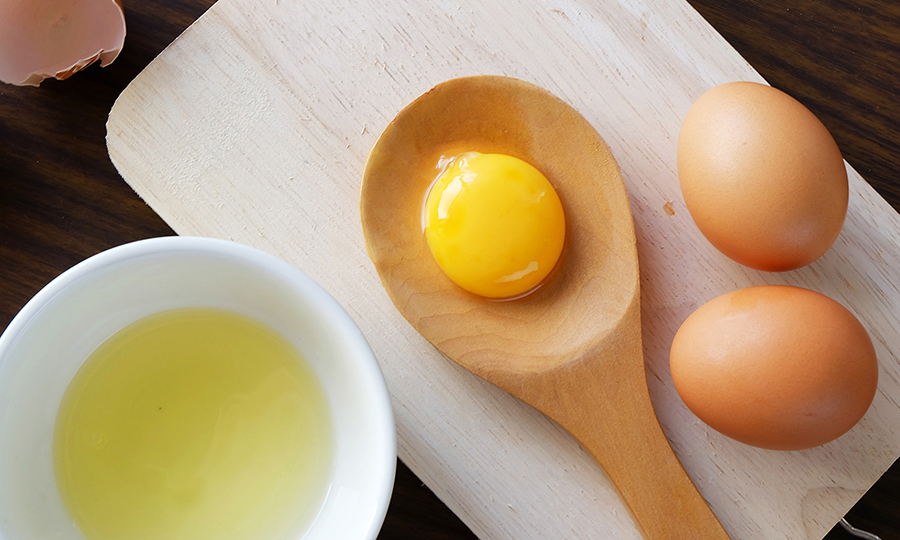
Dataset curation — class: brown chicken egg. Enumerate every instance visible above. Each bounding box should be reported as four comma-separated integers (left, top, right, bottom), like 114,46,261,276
677,82,848,272
0,0,126,86
670,285,878,451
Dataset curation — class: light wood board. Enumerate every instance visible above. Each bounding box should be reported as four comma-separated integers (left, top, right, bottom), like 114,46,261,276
106,0,900,538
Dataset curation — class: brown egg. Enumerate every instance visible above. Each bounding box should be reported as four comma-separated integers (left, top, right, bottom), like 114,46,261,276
677,82,848,272
670,285,878,451
0,0,126,86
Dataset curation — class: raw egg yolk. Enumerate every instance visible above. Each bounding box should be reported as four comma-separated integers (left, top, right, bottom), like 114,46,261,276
423,152,565,299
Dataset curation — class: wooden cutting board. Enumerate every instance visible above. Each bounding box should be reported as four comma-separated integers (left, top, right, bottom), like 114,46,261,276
105,0,900,538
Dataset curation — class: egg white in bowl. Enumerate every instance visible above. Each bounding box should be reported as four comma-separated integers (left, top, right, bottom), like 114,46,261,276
0,237,395,540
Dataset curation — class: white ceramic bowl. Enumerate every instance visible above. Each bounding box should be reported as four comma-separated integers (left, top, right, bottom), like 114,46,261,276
0,237,396,540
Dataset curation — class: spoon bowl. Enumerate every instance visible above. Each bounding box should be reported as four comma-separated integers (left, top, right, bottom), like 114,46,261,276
361,75,730,540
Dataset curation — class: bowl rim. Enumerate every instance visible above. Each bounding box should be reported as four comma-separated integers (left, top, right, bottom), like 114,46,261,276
0,235,397,540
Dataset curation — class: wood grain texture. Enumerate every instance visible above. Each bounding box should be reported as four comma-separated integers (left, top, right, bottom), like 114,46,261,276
0,2,474,540
2,0,900,539
103,0,900,539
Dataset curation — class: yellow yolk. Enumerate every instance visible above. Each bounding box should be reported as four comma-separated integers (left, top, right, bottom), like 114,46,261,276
423,152,566,299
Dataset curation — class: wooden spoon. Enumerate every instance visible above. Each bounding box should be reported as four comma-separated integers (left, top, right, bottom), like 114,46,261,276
360,75,730,540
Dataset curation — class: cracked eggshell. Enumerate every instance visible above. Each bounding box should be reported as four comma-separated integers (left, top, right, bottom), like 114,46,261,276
0,0,126,86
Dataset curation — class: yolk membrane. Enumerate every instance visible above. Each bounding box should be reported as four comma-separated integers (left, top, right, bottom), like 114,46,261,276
423,152,565,299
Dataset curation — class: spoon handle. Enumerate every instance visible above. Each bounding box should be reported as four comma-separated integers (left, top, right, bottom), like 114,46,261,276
528,312,731,539
569,381,729,539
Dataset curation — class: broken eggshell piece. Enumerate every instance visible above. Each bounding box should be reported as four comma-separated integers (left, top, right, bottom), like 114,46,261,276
0,0,126,86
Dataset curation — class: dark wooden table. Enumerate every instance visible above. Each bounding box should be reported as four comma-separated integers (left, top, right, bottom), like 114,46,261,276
1,1,897,538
